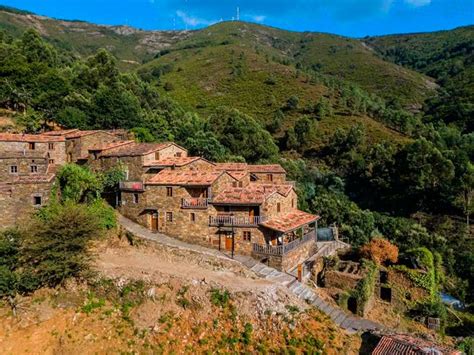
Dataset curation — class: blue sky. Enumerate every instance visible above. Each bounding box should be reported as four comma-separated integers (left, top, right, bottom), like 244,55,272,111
1,0,473,37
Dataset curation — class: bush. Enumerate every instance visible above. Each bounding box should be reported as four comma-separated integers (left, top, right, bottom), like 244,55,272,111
24,202,102,287
360,237,399,265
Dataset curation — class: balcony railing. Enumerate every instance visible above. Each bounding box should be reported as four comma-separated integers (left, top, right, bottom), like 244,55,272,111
119,181,144,192
182,197,210,209
209,215,266,226
252,231,316,256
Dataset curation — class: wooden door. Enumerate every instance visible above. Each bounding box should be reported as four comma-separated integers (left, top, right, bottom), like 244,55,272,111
225,234,233,251
151,212,159,231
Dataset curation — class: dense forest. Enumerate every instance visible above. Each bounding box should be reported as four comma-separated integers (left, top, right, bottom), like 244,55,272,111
0,7,472,331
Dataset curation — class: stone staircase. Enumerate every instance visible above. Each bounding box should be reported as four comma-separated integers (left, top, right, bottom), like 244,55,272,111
236,255,384,333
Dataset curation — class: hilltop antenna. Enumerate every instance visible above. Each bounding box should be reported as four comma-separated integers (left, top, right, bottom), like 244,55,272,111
236,7,240,21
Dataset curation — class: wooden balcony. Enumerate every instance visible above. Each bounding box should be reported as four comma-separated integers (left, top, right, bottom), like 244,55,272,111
119,181,144,192
252,231,316,256
209,215,266,226
181,197,210,209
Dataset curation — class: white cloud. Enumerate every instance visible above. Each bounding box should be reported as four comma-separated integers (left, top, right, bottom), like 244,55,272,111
176,10,216,27
252,15,266,23
404,0,431,6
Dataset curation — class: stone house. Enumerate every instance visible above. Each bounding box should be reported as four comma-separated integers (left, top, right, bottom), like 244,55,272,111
43,129,119,163
0,172,56,228
0,130,322,272
0,133,66,166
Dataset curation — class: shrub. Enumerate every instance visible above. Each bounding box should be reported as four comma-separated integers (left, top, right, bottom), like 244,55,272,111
360,237,399,265
210,288,230,308
24,202,102,287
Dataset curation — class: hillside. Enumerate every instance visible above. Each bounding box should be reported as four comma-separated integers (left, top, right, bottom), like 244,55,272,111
0,5,190,67
142,21,437,109
364,26,474,131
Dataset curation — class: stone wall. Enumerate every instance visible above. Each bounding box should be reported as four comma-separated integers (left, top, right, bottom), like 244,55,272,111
258,239,317,272
142,144,187,165
324,270,363,290
0,156,48,180
0,141,66,166
262,189,297,219
67,132,117,162
0,181,54,229
252,172,286,184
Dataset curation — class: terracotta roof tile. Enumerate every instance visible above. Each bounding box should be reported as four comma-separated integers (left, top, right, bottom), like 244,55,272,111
214,163,248,171
100,142,175,157
64,130,117,139
248,164,286,174
0,133,65,143
42,129,80,136
260,210,319,233
228,171,248,181
144,156,208,167
212,184,294,205
147,170,229,186
372,334,461,355
88,140,134,151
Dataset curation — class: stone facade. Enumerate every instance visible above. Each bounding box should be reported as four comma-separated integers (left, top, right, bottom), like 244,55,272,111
0,179,55,228
0,130,321,271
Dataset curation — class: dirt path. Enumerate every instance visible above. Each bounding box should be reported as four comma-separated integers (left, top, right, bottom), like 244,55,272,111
95,243,273,293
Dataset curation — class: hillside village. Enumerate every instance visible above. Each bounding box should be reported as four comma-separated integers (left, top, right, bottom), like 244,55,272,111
0,128,464,354
0,129,329,272
0,4,472,354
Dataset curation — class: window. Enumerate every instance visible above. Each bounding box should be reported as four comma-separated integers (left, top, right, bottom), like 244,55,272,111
277,203,281,213
238,181,243,187
175,152,182,157
166,187,173,197
28,142,35,150
267,174,273,182
48,143,54,150
30,165,38,173
190,213,196,222
232,181,238,187
155,151,160,160
133,193,139,204
291,199,295,208
243,231,251,241
33,196,42,206
124,170,129,180
10,165,18,174
166,212,173,222
49,159,55,164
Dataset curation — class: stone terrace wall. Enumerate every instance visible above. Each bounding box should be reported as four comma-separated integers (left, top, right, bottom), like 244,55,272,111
0,181,54,229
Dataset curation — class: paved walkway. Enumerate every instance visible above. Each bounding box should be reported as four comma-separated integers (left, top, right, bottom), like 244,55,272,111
118,214,385,333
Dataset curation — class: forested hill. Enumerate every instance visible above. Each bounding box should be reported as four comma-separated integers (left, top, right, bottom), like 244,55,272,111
0,5,190,66
0,6,473,317
365,26,474,132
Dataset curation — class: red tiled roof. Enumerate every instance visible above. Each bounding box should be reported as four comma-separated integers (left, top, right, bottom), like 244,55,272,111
372,334,461,355
228,171,248,181
212,184,294,205
64,130,116,139
100,142,175,157
260,210,319,233
42,129,80,136
214,163,248,171
248,164,286,174
88,140,134,151
0,133,65,142
144,156,208,167
147,170,230,186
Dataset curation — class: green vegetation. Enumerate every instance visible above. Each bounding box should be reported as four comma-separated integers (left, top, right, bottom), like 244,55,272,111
351,260,377,317
0,165,117,311
0,10,472,335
